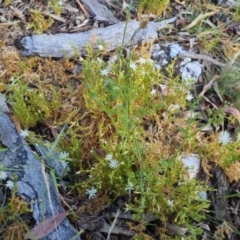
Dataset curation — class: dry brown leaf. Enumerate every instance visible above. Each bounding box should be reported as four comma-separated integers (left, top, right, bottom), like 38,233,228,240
10,6,26,22
199,75,220,97
42,11,66,23
223,107,240,124
182,11,217,31
24,212,68,239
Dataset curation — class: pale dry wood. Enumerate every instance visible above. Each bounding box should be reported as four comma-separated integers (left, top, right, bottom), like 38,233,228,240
0,113,80,240
81,0,118,24
20,17,177,58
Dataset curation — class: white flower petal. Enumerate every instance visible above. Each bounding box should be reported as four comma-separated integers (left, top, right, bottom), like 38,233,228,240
186,92,194,101
105,153,113,161
0,171,7,180
150,89,157,96
109,159,118,169
125,182,134,193
167,199,174,206
97,44,104,50
138,57,146,64
59,151,69,159
86,187,97,199
130,63,138,71
100,69,109,76
20,129,29,138
218,131,231,145
6,180,14,190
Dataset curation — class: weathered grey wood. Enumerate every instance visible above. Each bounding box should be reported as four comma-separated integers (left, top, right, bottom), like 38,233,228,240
20,17,177,58
0,113,80,240
217,0,238,8
81,0,118,24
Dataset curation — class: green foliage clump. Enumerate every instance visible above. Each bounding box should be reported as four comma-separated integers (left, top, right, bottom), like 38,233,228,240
28,9,54,34
137,0,170,15
8,76,61,128
79,45,210,238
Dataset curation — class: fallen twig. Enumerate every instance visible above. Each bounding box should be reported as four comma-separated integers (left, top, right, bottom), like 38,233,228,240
179,52,226,67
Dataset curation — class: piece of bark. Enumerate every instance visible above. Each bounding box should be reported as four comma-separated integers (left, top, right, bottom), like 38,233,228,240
209,165,232,222
20,17,177,58
81,0,118,25
77,215,135,236
216,0,238,8
0,113,80,240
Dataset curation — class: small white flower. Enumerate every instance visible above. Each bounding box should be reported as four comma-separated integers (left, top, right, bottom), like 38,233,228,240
0,171,7,180
109,159,118,169
97,44,104,50
6,180,14,190
138,57,146,64
150,88,157,96
86,187,97,199
141,70,146,76
58,0,63,6
130,62,138,71
79,56,84,62
105,153,113,161
61,160,69,169
186,92,194,101
59,151,69,159
100,69,109,76
218,131,231,145
125,182,134,193
167,199,174,207
20,129,29,138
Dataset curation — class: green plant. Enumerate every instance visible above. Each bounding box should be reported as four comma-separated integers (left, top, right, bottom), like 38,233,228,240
138,0,170,15
77,44,210,238
48,0,63,15
27,9,54,34
7,76,61,128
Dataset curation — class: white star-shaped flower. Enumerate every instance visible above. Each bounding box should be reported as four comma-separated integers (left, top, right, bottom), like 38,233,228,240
218,131,231,145
61,160,69,169
86,187,97,199
0,171,7,180
59,151,69,159
125,182,134,193
109,159,118,169
79,56,84,62
105,153,113,161
6,180,14,190
138,57,146,64
20,129,29,138
100,69,109,76
186,92,194,101
58,0,63,6
150,88,157,96
130,62,138,71
167,199,174,207
97,44,104,50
